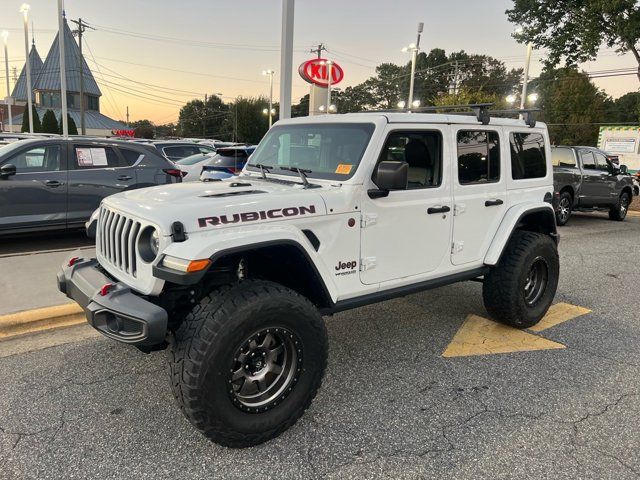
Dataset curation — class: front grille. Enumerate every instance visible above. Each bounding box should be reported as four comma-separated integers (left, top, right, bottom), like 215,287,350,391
97,206,142,278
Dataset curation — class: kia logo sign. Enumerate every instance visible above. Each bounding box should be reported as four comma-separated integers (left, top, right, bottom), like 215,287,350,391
298,58,344,87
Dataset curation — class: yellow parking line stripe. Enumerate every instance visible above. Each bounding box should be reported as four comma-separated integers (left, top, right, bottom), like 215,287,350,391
627,211,640,218
442,314,565,358
528,302,591,333
0,303,85,341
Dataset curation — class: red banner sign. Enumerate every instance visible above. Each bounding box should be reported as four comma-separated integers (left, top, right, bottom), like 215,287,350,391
298,58,344,87
111,129,135,137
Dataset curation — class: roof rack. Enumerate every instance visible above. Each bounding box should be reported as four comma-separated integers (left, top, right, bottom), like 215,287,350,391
368,103,541,128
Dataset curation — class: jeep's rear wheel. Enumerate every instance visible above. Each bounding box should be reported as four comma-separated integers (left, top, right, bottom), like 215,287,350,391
482,231,559,328
609,192,630,221
168,280,328,448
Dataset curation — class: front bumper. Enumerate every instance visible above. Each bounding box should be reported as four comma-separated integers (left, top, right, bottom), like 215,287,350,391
57,257,168,346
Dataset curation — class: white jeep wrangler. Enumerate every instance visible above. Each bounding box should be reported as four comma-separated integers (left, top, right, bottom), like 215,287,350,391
58,109,559,448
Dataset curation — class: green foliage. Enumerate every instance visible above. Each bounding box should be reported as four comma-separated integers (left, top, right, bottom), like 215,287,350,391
129,119,155,139
21,105,41,133
507,0,640,75
433,87,502,110
178,94,228,138
606,92,640,123
222,96,270,144
533,67,608,145
58,114,78,135
41,109,59,134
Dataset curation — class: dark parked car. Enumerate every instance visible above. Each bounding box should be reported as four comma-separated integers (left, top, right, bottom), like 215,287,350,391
0,138,182,235
179,145,256,182
150,142,215,161
552,146,635,225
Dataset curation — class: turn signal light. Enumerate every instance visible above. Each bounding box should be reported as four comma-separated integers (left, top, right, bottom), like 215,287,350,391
68,257,80,267
186,259,212,273
99,283,115,296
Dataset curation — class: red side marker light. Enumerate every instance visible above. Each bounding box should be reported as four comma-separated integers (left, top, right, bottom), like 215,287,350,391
99,283,114,296
68,256,80,267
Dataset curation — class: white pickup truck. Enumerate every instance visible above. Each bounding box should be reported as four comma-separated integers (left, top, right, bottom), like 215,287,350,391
58,109,559,447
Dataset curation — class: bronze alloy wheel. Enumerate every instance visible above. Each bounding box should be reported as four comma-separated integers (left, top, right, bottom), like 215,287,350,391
229,327,302,413
523,256,549,306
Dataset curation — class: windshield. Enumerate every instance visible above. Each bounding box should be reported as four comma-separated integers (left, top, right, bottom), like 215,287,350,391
247,123,375,181
176,153,213,166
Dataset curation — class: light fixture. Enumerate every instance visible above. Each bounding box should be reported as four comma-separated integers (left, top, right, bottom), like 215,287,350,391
506,94,517,105
397,100,406,109
1,31,8,43
411,100,421,108
318,105,326,112
401,43,417,53
328,104,337,113
528,93,539,104
19,3,30,16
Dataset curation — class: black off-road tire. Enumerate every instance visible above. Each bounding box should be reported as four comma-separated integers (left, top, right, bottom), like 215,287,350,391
482,230,559,329
609,192,630,221
555,191,573,226
168,280,328,448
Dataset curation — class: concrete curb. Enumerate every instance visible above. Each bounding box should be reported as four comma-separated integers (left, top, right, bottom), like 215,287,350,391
0,303,85,340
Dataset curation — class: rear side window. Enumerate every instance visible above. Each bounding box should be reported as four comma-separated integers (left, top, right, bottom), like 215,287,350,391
510,132,547,180
581,151,597,170
119,148,144,166
457,130,500,185
552,148,576,167
7,145,61,172
73,145,121,169
163,145,200,159
594,152,610,172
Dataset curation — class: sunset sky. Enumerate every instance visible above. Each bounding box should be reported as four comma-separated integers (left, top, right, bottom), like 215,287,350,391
1,0,637,124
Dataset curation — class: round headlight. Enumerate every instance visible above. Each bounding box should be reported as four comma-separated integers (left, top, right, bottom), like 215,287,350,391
138,226,160,263
150,229,160,256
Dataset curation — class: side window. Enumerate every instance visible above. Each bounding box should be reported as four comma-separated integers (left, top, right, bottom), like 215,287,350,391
594,153,610,172
552,148,576,167
510,132,547,180
73,145,120,169
119,148,144,166
580,151,597,170
8,145,62,173
457,130,500,185
377,131,443,189
163,146,197,159
197,146,215,154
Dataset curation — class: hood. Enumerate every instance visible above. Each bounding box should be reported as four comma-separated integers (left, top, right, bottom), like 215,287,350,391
103,177,328,234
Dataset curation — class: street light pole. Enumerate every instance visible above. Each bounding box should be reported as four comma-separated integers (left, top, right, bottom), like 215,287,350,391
325,60,333,115
403,22,423,112
520,41,533,113
20,4,33,133
262,69,275,127
58,0,68,137
2,31,12,133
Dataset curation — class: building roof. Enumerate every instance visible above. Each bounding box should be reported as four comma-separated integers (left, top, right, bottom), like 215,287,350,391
34,19,101,97
10,107,127,131
11,44,44,102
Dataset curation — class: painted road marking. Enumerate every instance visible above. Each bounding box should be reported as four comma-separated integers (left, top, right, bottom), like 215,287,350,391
528,302,591,332
627,211,640,218
442,314,565,358
0,303,85,341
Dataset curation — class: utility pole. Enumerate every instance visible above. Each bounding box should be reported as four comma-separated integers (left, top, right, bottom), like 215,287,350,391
126,106,129,127
2,31,13,133
70,18,94,135
449,60,460,95
310,43,326,59
57,2,69,137
20,4,33,133
402,22,423,111
202,93,207,138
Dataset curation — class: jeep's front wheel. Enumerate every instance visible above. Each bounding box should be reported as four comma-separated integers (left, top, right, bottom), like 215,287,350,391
482,231,559,328
168,280,328,448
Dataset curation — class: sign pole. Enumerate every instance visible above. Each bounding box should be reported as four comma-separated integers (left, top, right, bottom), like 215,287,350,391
279,0,294,119
2,31,12,132
58,0,68,137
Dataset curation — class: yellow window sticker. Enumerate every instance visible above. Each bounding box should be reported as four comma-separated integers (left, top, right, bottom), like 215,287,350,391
335,164,353,175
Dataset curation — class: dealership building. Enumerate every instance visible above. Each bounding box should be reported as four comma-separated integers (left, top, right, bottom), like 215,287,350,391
0,19,129,136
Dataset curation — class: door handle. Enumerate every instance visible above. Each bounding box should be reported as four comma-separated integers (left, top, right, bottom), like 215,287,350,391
117,175,133,181
44,180,64,188
485,199,504,207
427,205,451,214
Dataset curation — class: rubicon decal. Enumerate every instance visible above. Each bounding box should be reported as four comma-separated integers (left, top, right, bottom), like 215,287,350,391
198,205,317,228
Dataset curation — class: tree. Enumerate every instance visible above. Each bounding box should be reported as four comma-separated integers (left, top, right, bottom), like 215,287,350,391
222,96,270,144
129,119,155,139
291,94,310,117
507,0,640,80
41,109,59,134
21,105,41,133
433,87,502,110
609,92,640,123
178,94,228,138
533,67,608,145
58,114,78,135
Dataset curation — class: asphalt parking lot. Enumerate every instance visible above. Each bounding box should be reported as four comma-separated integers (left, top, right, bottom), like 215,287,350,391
0,213,639,480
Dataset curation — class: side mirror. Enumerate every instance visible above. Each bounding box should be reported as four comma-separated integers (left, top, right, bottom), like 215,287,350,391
369,161,408,198
0,163,17,179
620,165,629,175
